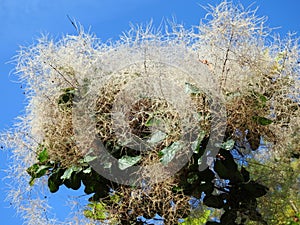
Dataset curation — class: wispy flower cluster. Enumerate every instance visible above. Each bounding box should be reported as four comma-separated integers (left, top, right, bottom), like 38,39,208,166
1,1,299,224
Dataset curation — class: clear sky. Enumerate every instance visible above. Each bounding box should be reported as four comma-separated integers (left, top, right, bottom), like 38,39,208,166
0,0,299,224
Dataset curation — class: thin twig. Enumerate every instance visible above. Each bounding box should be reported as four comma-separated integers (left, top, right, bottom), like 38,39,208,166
67,15,80,34
46,62,76,88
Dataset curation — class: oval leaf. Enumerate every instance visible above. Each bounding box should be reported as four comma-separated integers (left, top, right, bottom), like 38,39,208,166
160,142,182,165
147,130,167,144
118,155,141,170
203,195,225,209
38,148,49,163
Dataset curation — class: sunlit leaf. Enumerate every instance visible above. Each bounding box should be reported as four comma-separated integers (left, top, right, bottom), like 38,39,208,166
83,167,92,174
118,155,141,170
61,165,82,180
219,139,235,150
64,172,82,190
160,142,182,165
83,155,98,163
191,130,206,153
145,117,161,127
185,82,201,94
37,148,49,163
27,164,51,186
147,130,167,144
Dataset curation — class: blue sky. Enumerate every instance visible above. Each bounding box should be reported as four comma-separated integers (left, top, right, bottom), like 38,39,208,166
0,0,299,224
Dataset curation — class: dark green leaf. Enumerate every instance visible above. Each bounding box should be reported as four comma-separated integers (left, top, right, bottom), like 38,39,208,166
241,167,250,182
203,195,225,208
242,181,268,198
198,167,215,182
145,117,161,127
214,159,243,184
48,176,60,193
187,172,199,184
220,210,237,225
253,116,273,125
48,169,64,193
198,182,214,196
64,172,82,190
218,149,238,171
214,160,231,180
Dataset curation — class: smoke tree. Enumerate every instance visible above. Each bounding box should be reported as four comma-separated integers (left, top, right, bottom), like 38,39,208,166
1,1,299,224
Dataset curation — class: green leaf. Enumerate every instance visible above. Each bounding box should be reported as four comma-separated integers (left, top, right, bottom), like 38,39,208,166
214,160,231,179
83,155,98,163
83,167,92,174
181,209,211,224
185,82,201,95
48,169,64,193
218,139,235,151
61,165,82,180
147,130,167,144
37,148,49,163
214,150,243,183
187,172,199,184
118,155,141,170
198,182,214,196
220,210,237,225
203,195,225,208
191,130,206,153
110,193,122,203
63,172,82,190
241,167,250,182
145,117,161,127
259,94,267,104
26,164,39,177
253,116,273,125
27,163,51,186
36,165,51,175
160,142,182,165
198,167,215,182
242,181,268,198
217,149,238,172
48,175,60,193
84,202,107,220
